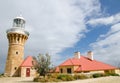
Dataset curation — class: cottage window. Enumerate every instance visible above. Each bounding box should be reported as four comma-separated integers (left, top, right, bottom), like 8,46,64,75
67,68,71,74
60,68,63,73
84,71,90,73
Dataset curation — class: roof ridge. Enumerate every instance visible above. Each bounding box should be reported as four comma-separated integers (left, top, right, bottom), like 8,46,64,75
93,59,117,68
59,58,70,66
20,56,29,66
20,56,33,67
70,58,74,65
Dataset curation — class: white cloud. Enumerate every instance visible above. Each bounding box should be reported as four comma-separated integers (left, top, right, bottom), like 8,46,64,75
87,12,120,67
87,13,120,26
90,23,120,66
0,0,101,73
23,0,101,56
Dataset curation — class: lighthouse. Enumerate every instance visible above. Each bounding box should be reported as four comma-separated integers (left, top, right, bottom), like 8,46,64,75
4,16,29,76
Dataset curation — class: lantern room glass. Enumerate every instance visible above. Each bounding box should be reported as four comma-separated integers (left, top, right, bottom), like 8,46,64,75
13,18,25,28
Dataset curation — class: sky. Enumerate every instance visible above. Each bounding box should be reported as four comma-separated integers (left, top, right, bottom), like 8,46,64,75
0,0,120,73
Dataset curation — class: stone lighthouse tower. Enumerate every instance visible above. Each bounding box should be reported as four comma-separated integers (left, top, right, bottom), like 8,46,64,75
5,16,29,76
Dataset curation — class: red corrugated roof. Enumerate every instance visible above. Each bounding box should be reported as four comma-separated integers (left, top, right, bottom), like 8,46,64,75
59,56,116,72
20,56,33,67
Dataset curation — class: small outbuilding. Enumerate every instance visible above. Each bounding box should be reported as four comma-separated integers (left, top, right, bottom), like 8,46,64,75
20,56,36,77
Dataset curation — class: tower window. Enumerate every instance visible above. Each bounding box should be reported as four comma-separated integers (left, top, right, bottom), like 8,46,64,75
14,67,17,70
16,51,18,55
17,38,19,41
67,68,72,74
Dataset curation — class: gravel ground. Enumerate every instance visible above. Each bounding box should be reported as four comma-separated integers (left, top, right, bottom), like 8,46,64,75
0,76,120,83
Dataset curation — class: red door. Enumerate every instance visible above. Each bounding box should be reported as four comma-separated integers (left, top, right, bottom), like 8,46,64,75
26,68,30,77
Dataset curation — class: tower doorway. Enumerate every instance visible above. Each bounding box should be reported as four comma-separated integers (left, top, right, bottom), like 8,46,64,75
26,68,30,77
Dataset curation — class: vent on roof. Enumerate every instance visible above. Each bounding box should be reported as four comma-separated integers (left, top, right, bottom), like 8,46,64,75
74,52,80,59
87,51,93,60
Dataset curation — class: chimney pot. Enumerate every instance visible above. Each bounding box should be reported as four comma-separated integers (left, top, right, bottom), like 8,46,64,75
74,52,80,59
87,51,93,60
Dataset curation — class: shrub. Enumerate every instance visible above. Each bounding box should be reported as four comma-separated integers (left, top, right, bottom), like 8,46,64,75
34,73,91,82
66,75,74,81
105,73,119,76
92,73,104,78
0,74,4,77
57,74,75,81
74,74,88,79
49,73,58,78
34,74,61,82
33,77,39,82
57,74,65,79
34,77,50,82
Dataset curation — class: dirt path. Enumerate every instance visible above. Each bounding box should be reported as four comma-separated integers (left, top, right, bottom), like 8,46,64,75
59,76,120,83
0,77,34,83
0,76,120,83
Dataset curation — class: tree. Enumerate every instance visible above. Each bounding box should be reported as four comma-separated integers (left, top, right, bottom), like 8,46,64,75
34,53,51,76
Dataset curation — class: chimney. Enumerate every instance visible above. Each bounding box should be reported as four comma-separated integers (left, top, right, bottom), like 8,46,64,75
87,51,93,60
74,52,80,59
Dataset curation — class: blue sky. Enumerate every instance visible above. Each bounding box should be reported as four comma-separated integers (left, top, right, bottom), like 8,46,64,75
100,0,120,15
61,0,120,59
0,0,120,73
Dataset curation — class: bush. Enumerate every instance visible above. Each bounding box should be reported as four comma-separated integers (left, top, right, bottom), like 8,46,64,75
34,74,61,82
57,74,65,79
34,77,51,82
92,73,104,78
105,73,119,76
66,75,75,81
57,74,75,81
33,77,39,82
34,73,91,82
0,74,4,77
48,73,58,78
74,74,88,79
33,77,42,82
